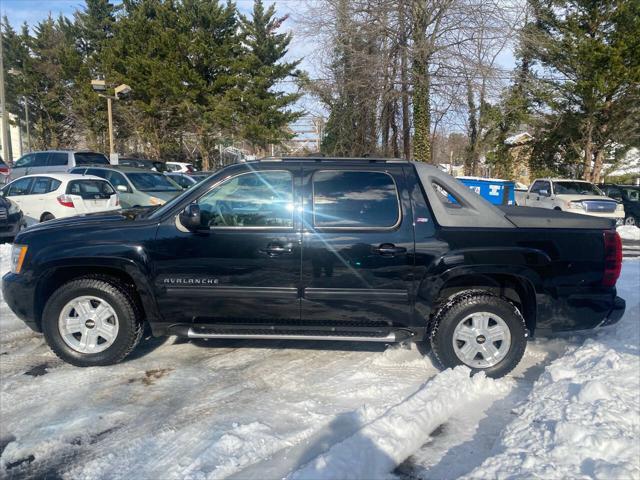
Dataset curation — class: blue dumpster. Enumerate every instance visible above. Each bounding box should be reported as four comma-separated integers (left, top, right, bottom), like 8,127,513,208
456,177,516,206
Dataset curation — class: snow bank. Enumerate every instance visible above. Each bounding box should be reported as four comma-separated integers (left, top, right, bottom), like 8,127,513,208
618,225,640,241
466,260,640,480
290,367,512,480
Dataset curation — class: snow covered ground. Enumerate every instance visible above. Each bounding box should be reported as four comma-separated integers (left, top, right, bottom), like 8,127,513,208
0,243,638,480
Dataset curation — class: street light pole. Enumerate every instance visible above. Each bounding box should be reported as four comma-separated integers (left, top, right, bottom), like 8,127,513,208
91,80,130,160
0,23,11,163
24,97,30,151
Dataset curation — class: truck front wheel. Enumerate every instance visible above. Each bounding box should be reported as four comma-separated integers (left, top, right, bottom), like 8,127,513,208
42,276,143,367
430,291,527,378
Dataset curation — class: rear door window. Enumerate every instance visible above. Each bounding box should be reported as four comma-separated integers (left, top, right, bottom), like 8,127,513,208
67,180,115,199
75,152,109,165
47,152,69,166
14,154,36,168
312,170,400,228
31,177,62,194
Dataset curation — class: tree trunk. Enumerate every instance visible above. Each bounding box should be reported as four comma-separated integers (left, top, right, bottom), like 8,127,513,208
591,148,605,184
583,122,593,182
399,0,410,159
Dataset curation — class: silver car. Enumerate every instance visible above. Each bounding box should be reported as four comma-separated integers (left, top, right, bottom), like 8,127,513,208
10,150,110,180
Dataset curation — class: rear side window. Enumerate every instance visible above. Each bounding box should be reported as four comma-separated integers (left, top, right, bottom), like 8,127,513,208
14,154,35,168
31,177,62,194
312,170,400,228
75,152,109,165
67,180,115,198
47,152,68,166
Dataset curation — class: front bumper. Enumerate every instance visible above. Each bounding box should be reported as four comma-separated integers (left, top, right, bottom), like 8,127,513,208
1,272,40,332
598,296,626,327
569,209,625,225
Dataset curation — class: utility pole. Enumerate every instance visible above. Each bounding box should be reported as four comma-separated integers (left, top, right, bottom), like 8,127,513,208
107,97,114,155
0,23,11,163
24,97,30,151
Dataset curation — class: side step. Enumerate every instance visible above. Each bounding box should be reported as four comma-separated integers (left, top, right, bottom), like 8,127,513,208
180,326,415,343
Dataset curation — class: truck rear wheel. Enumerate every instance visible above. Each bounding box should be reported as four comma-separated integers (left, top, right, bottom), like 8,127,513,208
42,276,143,367
430,290,527,378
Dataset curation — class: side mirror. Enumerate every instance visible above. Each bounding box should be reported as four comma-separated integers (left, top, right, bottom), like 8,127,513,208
179,203,203,231
539,189,549,196
116,184,128,193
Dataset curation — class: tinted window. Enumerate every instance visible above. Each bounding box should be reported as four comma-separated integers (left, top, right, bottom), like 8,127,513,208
312,171,400,228
7,177,34,196
14,154,35,168
127,172,181,192
169,174,196,188
85,168,108,179
67,180,115,198
530,181,551,194
31,177,62,194
106,171,130,190
197,171,293,228
33,152,49,167
47,152,69,166
622,188,639,202
75,152,109,165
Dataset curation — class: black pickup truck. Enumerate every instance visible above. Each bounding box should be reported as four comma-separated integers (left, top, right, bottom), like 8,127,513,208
2,158,625,377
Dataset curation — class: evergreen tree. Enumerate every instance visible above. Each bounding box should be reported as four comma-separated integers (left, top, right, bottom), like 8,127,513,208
527,0,640,182
238,0,302,154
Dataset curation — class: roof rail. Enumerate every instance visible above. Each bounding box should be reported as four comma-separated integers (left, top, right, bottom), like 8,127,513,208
258,156,408,163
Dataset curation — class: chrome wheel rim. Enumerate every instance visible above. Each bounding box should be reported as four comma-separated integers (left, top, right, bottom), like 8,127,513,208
625,216,636,226
452,312,511,368
58,296,119,354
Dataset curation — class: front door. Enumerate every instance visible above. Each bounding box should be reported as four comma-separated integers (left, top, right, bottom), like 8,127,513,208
152,165,302,325
300,164,414,328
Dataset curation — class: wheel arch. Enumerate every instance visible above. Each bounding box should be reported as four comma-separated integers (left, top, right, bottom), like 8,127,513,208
424,271,537,336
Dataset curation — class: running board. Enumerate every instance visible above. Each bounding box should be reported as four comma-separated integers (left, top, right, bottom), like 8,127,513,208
185,328,413,343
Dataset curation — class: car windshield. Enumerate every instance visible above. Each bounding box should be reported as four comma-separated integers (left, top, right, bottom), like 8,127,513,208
75,152,109,165
126,172,181,192
554,181,603,196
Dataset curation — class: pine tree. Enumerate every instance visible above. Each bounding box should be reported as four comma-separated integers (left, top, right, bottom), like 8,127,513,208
527,0,640,182
238,0,302,155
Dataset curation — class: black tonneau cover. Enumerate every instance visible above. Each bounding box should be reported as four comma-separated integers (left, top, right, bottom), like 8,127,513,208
498,205,614,229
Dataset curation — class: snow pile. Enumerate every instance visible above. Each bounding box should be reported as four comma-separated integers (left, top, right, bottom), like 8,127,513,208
290,367,512,480
466,260,640,480
618,225,640,241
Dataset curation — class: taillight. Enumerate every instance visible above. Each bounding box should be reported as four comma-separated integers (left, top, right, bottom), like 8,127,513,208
114,195,120,206
57,194,75,208
602,230,622,287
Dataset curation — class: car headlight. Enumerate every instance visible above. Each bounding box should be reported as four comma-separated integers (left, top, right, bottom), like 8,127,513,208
11,244,28,274
616,203,624,212
7,200,20,215
148,197,165,206
568,201,585,210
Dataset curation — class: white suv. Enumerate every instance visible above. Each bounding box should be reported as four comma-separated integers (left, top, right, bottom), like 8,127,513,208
9,151,110,180
0,173,120,225
522,178,625,224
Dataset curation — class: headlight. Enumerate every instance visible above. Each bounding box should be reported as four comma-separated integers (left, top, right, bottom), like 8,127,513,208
11,244,28,274
7,200,20,215
616,203,624,212
568,201,585,210
148,197,165,206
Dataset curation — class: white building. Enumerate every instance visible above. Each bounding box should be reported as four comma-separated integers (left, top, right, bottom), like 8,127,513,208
0,112,23,163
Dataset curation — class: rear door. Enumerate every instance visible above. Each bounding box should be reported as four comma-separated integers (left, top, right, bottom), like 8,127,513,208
3,177,35,222
300,164,414,328
45,152,71,174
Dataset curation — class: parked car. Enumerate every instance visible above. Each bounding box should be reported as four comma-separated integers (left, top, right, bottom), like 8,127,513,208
166,161,196,173
166,172,198,190
599,184,640,226
188,170,217,182
520,178,625,225
0,174,120,225
456,176,516,205
69,166,182,208
2,158,625,378
118,157,166,172
9,151,110,180
0,196,26,243
0,156,10,185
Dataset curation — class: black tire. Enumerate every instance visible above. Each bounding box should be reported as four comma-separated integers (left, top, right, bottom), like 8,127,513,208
430,290,527,378
41,213,55,222
42,276,143,367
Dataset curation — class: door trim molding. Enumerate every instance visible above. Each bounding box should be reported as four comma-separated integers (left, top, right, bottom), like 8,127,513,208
166,286,299,299
304,288,408,301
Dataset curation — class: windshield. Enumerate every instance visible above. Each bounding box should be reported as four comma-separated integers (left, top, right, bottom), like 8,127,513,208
622,187,639,202
553,181,603,196
126,172,181,192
